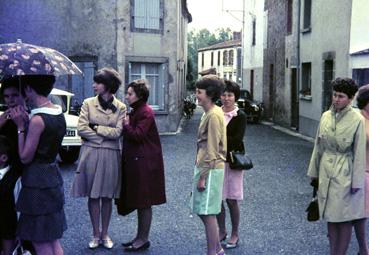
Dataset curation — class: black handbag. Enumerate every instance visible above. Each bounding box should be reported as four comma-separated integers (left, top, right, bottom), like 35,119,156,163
229,151,253,170
306,183,319,222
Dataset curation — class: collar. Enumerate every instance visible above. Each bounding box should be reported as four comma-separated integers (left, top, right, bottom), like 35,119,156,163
0,165,10,181
30,105,62,118
222,106,239,118
130,99,146,110
98,95,117,113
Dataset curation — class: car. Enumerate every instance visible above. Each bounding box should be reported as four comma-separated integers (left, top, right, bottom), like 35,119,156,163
0,87,81,164
237,89,264,123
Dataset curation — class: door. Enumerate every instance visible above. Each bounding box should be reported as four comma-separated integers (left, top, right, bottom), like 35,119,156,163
322,60,334,112
290,68,299,128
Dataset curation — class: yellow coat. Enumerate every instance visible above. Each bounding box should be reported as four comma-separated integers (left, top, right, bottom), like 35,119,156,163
307,106,366,222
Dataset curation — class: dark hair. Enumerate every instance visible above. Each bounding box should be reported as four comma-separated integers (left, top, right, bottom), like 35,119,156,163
93,68,122,94
127,79,150,102
332,77,358,99
0,135,13,163
0,76,20,96
22,75,55,96
196,75,225,102
223,80,241,101
356,84,369,109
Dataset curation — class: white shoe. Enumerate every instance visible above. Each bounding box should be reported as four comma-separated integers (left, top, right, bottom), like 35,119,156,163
88,237,100,249
102,236,114,249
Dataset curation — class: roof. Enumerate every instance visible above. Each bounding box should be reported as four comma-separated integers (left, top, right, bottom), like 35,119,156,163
198,39,241,52
350,48,369,56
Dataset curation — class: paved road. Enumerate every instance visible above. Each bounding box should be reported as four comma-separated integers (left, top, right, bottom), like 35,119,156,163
59,109,363,255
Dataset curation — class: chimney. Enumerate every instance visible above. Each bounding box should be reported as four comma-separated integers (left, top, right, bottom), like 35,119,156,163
233,31,241,40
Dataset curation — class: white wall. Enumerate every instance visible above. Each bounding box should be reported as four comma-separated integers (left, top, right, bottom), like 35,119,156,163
350,0,369,54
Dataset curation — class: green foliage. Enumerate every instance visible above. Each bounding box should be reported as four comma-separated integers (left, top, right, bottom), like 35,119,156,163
186,28,233,90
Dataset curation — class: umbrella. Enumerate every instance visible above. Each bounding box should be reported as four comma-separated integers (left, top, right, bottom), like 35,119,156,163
0,39,82,80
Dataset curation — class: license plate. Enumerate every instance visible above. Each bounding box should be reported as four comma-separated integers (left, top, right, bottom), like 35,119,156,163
66,129,76,137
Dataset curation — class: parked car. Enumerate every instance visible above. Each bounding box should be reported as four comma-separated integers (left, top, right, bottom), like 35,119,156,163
237,89,264,123
0,88,81,164
48,88,81,163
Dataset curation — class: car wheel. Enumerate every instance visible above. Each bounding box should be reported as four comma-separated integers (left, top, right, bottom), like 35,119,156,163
59,146,80,164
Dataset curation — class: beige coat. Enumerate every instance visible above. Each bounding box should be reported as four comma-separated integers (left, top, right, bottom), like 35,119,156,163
78,96,126,150
308,106,366,222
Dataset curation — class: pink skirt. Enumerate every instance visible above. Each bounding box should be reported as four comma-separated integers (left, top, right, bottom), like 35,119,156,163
222,163,244,200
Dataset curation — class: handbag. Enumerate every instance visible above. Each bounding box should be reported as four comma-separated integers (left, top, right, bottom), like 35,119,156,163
12,241,32,255
229,151,253,170
306,186,319,222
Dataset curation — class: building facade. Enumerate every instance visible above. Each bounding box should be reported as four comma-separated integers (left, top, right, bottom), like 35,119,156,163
197,35,242,83
0,0,192,133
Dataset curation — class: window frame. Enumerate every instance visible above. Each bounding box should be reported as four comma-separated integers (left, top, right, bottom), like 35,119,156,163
130,0,164,34
302,0,312,32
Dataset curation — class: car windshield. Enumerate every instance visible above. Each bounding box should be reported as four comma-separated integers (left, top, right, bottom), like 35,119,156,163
48,94,67,113
240,90,251,100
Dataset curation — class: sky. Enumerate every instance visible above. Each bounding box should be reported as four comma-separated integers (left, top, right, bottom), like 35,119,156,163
187,0,244,33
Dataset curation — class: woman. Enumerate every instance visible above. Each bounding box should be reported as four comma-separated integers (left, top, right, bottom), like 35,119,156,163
307,77,366,255
191,75,227,255
10,74,66,255
116,79,166,252
354,84,369,255
71,68,126,249
216,80,246,249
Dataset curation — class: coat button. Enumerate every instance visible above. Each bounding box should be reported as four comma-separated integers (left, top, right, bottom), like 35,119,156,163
329,159,333,163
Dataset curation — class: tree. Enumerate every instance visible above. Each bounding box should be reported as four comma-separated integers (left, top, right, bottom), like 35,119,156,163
186,28,234,90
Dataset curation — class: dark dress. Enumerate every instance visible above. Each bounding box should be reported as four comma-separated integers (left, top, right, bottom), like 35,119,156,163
0,120,22,239
16,112,67,242
116,100,166,216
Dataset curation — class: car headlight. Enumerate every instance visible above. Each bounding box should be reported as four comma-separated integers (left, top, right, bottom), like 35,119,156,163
252,105,259,111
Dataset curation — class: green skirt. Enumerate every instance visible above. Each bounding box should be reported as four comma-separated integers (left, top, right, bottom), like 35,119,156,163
190,166,224,215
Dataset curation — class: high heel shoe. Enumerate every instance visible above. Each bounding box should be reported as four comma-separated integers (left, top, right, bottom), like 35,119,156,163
216,248,226,255
219,233,227,243
124,241,150,252
225,239,239,249
121,240,134,247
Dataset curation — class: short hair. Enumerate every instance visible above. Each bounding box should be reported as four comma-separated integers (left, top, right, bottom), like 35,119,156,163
0,76,20,96
127,79,150,102
223,80,241,101
0,135,13,163
93,68,122,94
356,84,369,109
196,74,225,102
332,77,358,99
22,75,55,97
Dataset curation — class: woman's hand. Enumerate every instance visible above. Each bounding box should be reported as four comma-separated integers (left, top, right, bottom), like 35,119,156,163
197,176,206,192
123,115,130,126
9,106,28,130
351,188,360,194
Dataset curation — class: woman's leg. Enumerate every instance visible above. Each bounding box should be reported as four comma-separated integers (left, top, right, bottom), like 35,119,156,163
101,198,112,239
1,239,16,255
132,207,152,247
353,218,369,255
332,222,353,255
33,242,54,255
88,198,101,238
51,240,64,255
199,215,222,255
226,199,240,244
328,222,339,255
216,202,227,240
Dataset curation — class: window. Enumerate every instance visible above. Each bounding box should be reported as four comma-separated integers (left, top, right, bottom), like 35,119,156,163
353,68,369,86
201,53,204,67
223,51,228,66
303,0,312,31
128,62,166,110
301,62,312,96
131,0,163,33
287,0,293,34
211,52,214,66
252,19,256,46
229,50,234,65
217,51,220,66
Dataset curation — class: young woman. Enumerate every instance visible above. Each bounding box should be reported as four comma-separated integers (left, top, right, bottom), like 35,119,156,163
71,68,126,249
307,78,366,255
10,75,66,255
216,80,247,249
116,79,166,252
191,75,226,255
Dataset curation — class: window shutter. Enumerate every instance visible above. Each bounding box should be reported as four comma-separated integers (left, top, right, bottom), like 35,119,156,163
159,63,167,110
146,0,160,30
134,0,146,29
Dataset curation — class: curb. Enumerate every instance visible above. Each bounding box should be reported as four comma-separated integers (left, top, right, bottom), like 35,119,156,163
260,121,315,143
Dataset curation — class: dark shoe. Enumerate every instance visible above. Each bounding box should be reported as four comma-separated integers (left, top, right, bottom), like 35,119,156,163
219,233,227,243
124,241,150,252
121,241,134,247
225,239,239,249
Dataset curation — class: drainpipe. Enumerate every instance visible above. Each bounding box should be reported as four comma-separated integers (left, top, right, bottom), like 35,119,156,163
296,0,301,128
